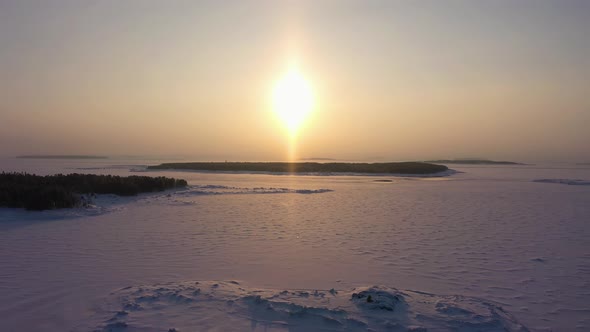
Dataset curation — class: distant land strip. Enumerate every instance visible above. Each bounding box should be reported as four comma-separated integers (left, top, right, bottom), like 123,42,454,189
298,157,336,161
17,155,108,159
147,162,448,175
424,159,523,165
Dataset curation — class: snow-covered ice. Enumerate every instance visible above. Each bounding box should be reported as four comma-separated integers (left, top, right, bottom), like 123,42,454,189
1,158,589,331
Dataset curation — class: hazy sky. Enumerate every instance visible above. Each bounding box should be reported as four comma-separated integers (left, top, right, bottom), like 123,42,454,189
1,0,589,162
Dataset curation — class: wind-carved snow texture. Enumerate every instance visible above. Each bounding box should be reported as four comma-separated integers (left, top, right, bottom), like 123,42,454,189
95,281,529,332
533,179,590,186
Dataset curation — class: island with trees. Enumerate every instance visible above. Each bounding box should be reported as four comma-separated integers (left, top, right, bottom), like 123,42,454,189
147,161,449,175
0,173,187,211
424,159,524,165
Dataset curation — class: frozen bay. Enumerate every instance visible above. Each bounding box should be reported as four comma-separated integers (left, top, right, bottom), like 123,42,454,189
1,158,589,331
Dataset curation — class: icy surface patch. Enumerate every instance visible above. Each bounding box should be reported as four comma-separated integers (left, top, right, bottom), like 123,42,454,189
93,281,529,332
533,179,590,186
138,185,333,207
133,184,334,206
158,184,333,197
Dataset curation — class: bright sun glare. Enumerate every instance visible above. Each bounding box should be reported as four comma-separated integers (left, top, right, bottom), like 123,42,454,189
272,66,313,136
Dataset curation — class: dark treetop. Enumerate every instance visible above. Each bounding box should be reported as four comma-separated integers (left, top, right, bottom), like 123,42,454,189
0,172,187,211
148,161,448,174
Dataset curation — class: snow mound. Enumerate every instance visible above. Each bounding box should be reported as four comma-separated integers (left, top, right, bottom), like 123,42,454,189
533,178,590,186
93,281,529,332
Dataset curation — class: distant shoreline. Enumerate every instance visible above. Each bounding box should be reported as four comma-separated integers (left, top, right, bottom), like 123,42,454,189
424,159,524,165
147,161,448,175
16,155,109,160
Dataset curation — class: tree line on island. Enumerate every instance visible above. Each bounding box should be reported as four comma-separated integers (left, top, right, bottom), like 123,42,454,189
147,161,449,174
424,159,523,165
0,173,187,211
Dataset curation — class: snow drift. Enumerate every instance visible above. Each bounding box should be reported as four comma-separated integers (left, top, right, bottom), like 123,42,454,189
94,280,529,332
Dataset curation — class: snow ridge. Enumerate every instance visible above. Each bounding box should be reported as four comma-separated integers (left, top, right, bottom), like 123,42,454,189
95,280,529,332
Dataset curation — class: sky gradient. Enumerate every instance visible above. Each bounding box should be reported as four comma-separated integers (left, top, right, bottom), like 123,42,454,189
1,0,589,162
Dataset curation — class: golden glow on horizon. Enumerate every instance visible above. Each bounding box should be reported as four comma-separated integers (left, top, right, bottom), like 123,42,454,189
272,65,314,138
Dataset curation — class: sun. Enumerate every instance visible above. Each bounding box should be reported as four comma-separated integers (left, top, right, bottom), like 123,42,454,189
272,66,314,136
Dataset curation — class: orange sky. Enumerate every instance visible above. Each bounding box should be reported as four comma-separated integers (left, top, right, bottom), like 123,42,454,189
1,1,589,162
